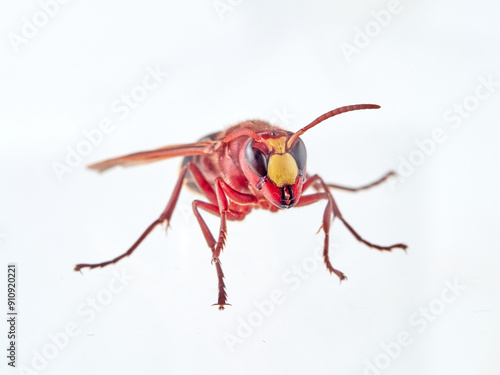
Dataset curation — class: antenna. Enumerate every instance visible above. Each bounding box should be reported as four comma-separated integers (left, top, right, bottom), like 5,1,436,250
287,104,380,149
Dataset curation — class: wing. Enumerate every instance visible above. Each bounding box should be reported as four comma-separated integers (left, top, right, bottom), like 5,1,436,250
88,141,219,173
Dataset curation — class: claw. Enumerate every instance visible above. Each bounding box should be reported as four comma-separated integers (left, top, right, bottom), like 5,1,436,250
212,303,232,311
380,243,408,252
396,243,408,252
329,268,347,282
161,219,169,232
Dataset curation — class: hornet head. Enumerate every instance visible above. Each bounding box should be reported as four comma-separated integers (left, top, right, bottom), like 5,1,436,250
234,104,380,209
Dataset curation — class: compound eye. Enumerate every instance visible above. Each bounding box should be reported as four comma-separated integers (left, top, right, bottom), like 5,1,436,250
245,140,268,177
290,137,307,171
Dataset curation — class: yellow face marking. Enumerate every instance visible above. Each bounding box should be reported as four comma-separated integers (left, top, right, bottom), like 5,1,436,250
268,153,298,187
266,137,287,154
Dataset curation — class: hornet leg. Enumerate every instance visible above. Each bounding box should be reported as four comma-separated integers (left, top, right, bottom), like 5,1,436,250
297,174,406,281
326,171,395,192
192,179,255,310
75,162,217,271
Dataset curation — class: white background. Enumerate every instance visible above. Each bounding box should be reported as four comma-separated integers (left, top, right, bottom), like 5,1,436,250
1,1,499,374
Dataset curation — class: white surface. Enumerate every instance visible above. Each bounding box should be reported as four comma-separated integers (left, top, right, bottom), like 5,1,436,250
1,1,499,374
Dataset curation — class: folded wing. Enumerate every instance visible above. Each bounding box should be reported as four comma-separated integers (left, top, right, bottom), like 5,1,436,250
88,141,218,173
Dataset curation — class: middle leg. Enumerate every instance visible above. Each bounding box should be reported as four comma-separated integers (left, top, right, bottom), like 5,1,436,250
294,192,346,281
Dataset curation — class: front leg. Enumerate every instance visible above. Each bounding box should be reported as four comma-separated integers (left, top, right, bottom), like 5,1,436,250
294,192,346,281
297,174,407,281
304,174,407,252
192,178,256,310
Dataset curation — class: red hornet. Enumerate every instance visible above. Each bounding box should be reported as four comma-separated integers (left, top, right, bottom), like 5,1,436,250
75,104,407,309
